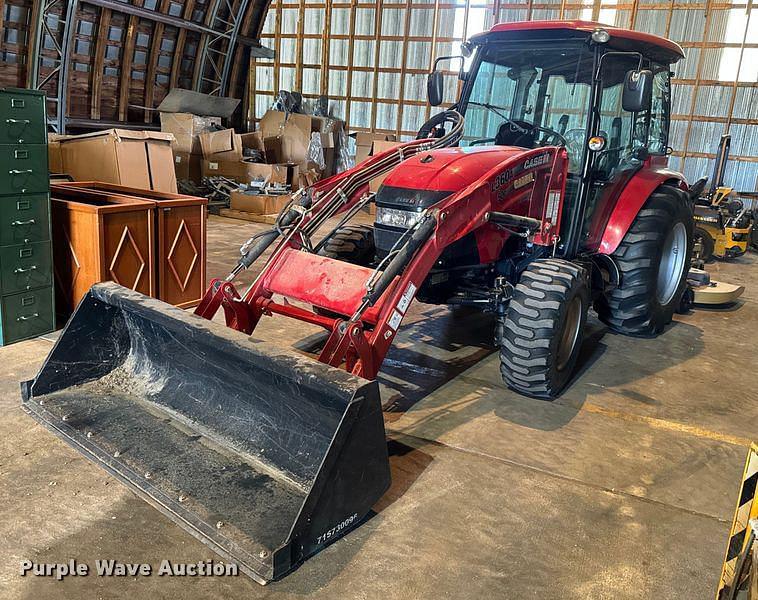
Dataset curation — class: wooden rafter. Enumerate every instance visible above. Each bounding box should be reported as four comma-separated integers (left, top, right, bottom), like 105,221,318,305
118,6,139,122
90,7,111,120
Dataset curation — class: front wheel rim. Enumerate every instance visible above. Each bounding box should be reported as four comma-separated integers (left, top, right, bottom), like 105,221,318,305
657,222,688,305
557,296,583,371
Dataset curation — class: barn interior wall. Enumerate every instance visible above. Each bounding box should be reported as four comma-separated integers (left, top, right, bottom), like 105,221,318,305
253,1,758,192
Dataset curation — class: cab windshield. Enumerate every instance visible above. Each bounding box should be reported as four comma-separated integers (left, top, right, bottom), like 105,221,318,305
461,41,596,173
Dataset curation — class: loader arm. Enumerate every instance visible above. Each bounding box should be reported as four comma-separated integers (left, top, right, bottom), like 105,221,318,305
201,145,568,381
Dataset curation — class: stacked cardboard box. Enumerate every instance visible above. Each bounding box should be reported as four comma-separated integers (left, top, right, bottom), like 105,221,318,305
258,110,344,184
199,127,299,186
353,132,402,214
160,112,221,184
213,109,346,224
49,129,178,193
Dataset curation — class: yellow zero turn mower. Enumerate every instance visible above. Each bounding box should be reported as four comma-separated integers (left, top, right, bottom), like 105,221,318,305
692,135,753,262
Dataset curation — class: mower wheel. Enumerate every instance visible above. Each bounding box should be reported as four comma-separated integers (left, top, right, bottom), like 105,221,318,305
595,188,693,337
318,225,375,266
693,226,715,262
500,259,589,399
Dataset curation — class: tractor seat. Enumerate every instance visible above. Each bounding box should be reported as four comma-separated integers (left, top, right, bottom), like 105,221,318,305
495,121,537,148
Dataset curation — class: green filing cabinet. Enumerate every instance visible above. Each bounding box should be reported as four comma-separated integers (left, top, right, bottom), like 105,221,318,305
0,88,55,345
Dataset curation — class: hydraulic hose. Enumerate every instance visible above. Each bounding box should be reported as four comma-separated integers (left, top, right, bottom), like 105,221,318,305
364,215,437,306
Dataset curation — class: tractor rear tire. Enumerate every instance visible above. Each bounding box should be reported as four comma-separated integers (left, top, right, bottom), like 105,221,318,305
318,225,375,266
595,188,693,337
500,259,589,400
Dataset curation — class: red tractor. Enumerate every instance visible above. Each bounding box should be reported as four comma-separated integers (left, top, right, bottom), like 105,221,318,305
24,21,694,583
196,19,693,399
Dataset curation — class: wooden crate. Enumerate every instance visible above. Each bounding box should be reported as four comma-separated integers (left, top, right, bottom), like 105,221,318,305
52,182,207,309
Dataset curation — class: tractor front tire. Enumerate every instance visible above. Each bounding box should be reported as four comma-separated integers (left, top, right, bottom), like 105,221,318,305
318,225,375,266
500,259,589,400
595,188,693,337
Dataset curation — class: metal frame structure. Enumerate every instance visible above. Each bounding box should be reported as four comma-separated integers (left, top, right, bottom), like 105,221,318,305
6,0,273,132
27,0,78,132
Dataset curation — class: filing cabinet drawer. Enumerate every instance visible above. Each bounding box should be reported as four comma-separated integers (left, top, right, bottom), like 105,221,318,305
0,89,47,145
0,241,52,294
0,144,49,194
0,194,50,245
1,286,54,345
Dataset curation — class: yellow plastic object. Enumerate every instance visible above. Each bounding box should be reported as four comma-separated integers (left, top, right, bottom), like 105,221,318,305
693,281,745,305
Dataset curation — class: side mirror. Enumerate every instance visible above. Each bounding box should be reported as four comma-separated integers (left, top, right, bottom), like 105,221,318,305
427,71,444,107
622,69,653,113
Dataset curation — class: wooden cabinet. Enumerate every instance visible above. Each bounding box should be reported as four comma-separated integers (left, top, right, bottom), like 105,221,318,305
51,193,155,315
51,182,207,311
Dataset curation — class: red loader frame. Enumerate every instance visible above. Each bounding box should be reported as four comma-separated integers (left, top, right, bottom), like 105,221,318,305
195,135,568,380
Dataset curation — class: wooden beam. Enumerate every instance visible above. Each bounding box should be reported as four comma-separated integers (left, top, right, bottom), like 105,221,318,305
424,0,440,122
723,0,753,133
144,0,171,122
677,0,714,174
320,0,333,96
118,8,139,122
90,6,110,120
294,0,306,91
273,0,283,93
170,0,196,89
395,0,413,137
369,0,385,132
343,0,358,127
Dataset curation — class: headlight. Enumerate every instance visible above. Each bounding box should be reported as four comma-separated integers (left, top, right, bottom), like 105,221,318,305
376,206,423,229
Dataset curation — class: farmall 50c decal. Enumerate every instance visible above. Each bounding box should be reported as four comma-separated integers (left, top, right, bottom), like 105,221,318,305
490,152,551,202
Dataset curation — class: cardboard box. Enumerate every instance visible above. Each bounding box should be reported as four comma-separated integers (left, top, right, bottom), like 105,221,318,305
199,128,243,162
174,152,203,183
202,159,296,186
355,132,398,165
57,129,177,193
160,112,221,154
48,133,63,173
229,191,294,218
258,110,344,175
369,139,403,192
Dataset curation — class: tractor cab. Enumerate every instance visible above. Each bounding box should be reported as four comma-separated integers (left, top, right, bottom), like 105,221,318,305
426,21,684,256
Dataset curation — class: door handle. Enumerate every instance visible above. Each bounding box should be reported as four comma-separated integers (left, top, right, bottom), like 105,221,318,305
16,313,39,322
14,266,37,274
9,169,33,175
6,119,30,124
11,219,36,226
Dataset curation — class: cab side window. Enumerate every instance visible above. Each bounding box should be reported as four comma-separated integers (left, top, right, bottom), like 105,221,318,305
648,67,671,155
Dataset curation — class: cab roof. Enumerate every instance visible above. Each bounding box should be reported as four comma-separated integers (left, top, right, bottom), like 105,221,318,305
471,20,685,64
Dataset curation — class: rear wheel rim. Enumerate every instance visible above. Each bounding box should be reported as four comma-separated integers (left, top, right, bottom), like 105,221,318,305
657,222,688,305
557,296,582,371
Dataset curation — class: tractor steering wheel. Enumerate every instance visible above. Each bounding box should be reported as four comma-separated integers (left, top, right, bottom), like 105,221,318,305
534,125,567,147
416,110,462,140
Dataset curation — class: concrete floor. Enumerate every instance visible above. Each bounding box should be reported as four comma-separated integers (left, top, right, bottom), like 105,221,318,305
1,214,757,599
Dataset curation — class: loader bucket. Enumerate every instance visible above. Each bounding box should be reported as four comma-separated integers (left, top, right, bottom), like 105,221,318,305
21,282,390,584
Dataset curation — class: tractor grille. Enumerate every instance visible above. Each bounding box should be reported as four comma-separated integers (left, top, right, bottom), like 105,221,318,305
374,224,406,258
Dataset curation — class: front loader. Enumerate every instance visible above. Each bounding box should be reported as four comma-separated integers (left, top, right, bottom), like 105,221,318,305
23,21,694,583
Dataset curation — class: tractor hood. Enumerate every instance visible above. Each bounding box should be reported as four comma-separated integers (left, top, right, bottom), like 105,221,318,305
376,146,527,209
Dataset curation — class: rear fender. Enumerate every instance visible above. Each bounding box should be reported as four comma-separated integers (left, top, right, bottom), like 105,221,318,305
598,167,687,255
